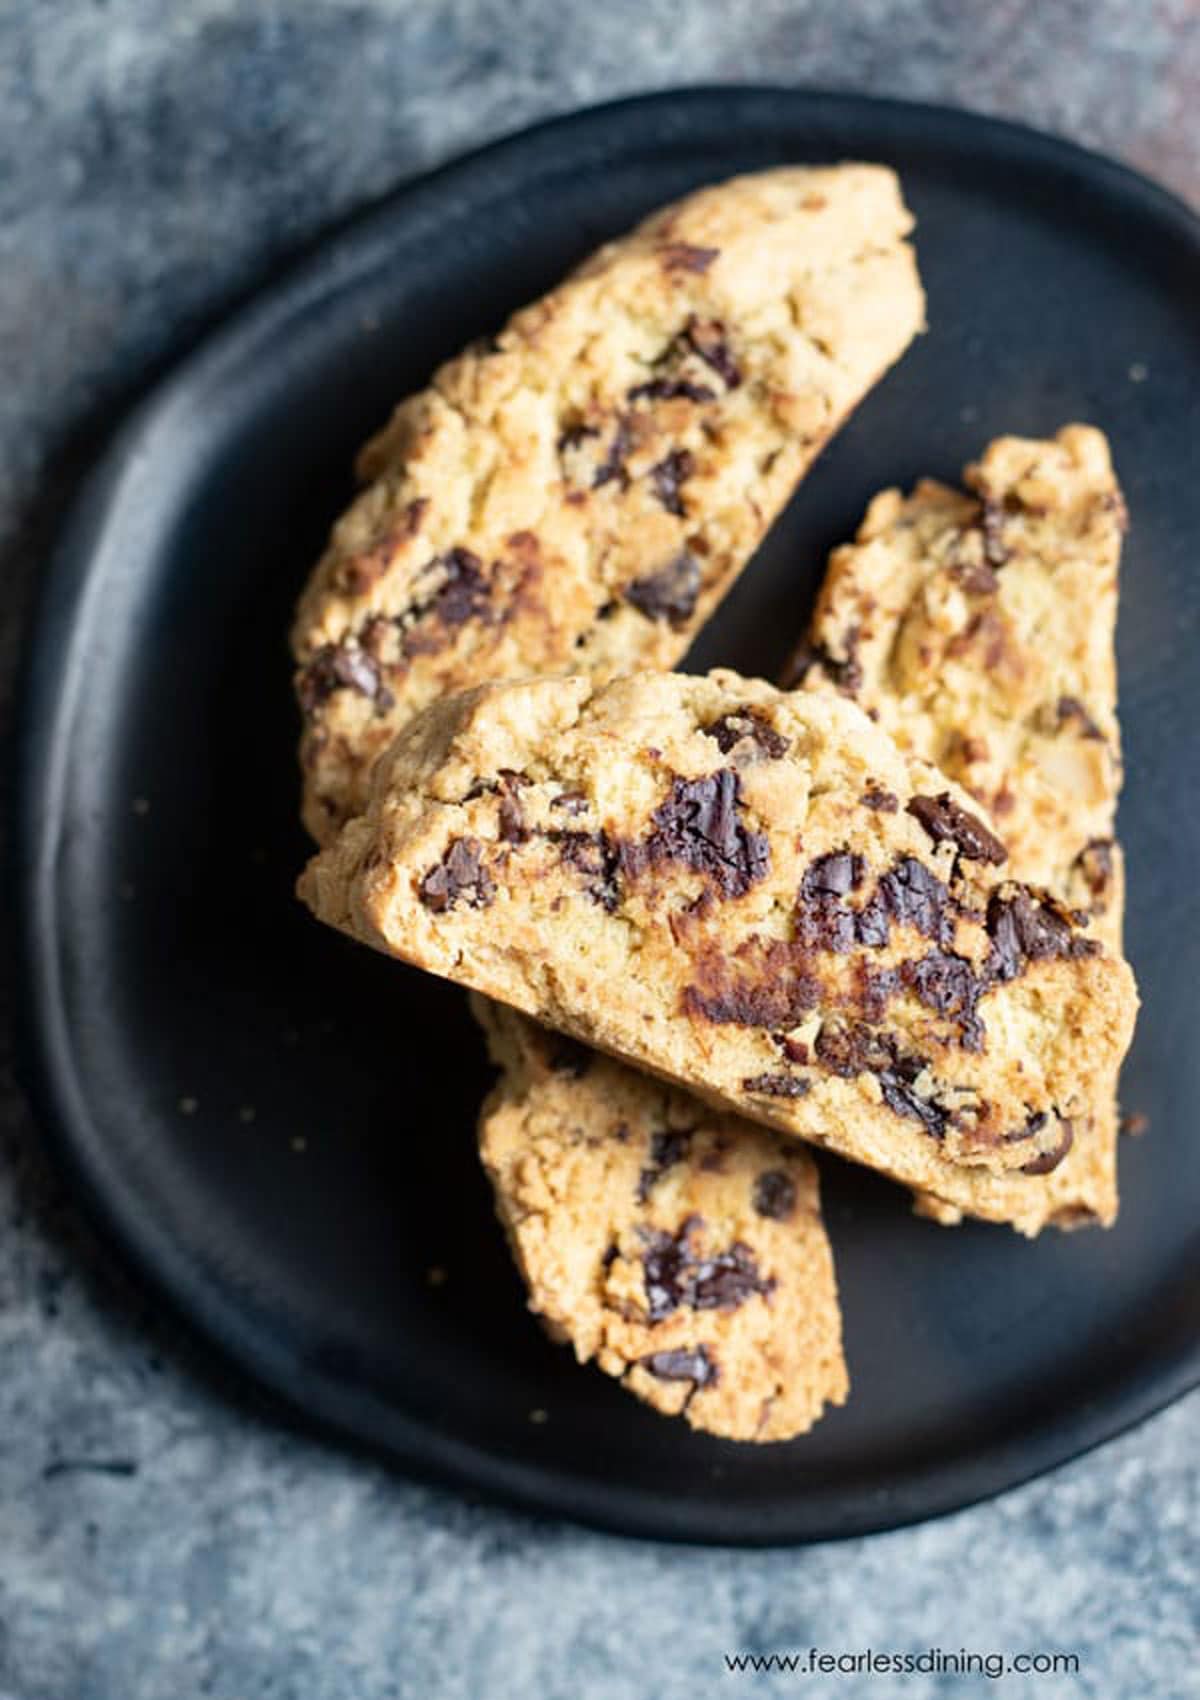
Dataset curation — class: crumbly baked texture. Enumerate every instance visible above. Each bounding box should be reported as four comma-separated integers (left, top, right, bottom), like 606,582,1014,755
474,998,848,1441
292,165,924,843
299,670,1138,1202
787,426,1127,1231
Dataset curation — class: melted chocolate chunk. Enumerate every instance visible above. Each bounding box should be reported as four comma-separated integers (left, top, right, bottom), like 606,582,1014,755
874,856,956,946
623,552,702,627
297,639,391,715
986,887,1100,980
1020,1118,1075,1175
416,548,492,633
683,949,821,1029
549,789,589,816
902,949,985,1049
862,786,899,812
592,417,633,489
659,242,720,273
684,317,741,388
814,1019,896,1079
795,851,867,954
417,837,495,912
814,1021,947,1138
636,769,770,898
779,628,863,695
648,448,695,516
877,1055,949,1138
703,708,790,759
753,1170,798,1221
907,793,1008,864
636,1129,693,1203
742,1073,811,1098
773,1034,810,1065
802,851,864,899
641,1218,774,1320
553,830,622,912
640,1347,718,1386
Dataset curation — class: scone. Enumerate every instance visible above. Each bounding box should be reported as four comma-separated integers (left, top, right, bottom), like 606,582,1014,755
475,998,847,1442
788,425,1127,1231
292,165,925,841
299,670,1138,1199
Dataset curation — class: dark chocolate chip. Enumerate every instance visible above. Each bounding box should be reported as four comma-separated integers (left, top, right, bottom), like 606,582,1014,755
417,837,495,912
684,317,741,388
623,551,702,627
297,640,389,715
986,887,1100,979
875,856,956,946
779,627,863,695
752,1170,798,1221
703,708,790,759
648,448,695,516
641,1218,775,1320
1020,1118,1075,1175
742,1073,811,1098
907,793,1008,864
640,1347,719,1386
902,949,986,1049
592,417,633,489
549,790,589,815
861,786,899,812
553,829,622,912
635,769,770,898
794,851,867,954
636,1129,694,1203
420,548,491,631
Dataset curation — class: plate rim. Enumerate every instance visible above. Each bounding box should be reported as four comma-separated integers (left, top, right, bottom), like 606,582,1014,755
12,84,1200,1546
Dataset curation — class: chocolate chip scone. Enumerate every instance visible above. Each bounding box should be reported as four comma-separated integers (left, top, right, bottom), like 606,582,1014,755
292,165,924,842
788,426,1127,1231
474,998,847,1441
299,670,1138,1199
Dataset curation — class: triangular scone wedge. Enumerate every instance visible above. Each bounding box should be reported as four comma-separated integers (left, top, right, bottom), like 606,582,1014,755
474,997,847,1442
789,425,1127,1232
299,669,1138,1197
292,165,924,842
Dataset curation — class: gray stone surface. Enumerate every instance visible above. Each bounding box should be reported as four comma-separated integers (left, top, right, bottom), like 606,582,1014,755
2,5,1198,1697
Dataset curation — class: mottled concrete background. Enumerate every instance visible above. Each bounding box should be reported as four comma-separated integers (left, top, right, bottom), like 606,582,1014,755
2,5,1198,1698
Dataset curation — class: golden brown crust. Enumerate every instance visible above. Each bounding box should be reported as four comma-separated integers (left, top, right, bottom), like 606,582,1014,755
292,165,924,842
299,669,1138,1212
474,998,847,1442
791,426,1127,1232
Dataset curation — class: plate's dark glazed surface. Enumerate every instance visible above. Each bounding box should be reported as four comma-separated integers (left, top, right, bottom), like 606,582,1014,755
14,90,1200,1545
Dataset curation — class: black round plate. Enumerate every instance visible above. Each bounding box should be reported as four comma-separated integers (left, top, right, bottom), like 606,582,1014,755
15,90,1200,1545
